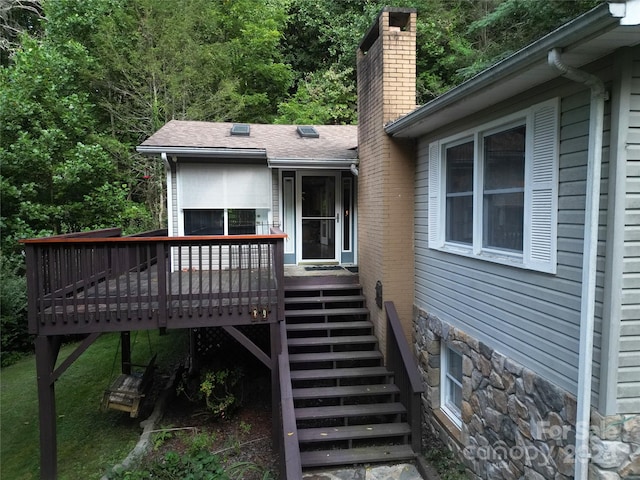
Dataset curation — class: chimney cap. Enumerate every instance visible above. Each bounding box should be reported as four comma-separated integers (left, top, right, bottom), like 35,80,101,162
359,7,416,53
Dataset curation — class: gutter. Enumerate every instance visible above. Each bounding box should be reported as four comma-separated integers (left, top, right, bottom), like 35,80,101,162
137,146,267,160
267,157,358,170
547,47,606,480
385,2,616,137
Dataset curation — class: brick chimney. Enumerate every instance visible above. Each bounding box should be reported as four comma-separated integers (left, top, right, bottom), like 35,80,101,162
357,7,417,349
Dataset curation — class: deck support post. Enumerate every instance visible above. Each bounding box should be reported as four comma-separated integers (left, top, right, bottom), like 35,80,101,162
121,332,132,375
35,335,61,480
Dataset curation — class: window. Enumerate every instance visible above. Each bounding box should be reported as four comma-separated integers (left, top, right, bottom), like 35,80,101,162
445,140,474,245
184,209,256,235
482,125,525,252
428,98,558,273
185,210,223,235
228,209,256,235
441,345,463,428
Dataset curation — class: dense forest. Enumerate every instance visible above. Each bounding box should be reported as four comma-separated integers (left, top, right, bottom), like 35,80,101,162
0,0,600,364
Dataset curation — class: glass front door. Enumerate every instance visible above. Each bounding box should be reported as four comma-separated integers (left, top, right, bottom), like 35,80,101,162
298,173,340,262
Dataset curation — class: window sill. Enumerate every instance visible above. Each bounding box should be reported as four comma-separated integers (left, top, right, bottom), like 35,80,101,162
432,244,555,274
433,408,463,446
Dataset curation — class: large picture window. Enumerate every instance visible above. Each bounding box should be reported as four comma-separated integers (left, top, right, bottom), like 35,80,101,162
428,98,559,273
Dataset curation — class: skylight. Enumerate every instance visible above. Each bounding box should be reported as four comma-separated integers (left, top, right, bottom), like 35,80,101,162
230,124,250,136
297,125,319,138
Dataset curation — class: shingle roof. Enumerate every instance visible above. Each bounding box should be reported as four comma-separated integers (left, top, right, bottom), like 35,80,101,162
139,120,358,160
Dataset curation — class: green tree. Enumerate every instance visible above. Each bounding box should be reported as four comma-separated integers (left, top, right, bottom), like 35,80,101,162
461,0,603,78
0,35,151,255
276,66,358,125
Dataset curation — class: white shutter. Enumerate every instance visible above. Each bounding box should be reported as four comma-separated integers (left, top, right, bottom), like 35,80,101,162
524,98,559,273
428,141,442,248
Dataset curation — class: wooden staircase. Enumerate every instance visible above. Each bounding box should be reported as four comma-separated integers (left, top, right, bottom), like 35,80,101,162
284,278,416,469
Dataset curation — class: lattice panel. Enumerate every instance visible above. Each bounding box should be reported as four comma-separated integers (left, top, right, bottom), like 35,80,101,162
190,325,271,362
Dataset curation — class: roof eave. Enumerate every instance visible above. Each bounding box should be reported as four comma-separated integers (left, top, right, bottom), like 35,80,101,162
267,157,359,170
136,146,268,159
385,3,626,138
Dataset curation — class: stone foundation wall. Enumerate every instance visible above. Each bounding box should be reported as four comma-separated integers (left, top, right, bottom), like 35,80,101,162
414,308,640,479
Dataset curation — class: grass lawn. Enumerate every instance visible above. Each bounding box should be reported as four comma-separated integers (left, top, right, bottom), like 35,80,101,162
1,330,187,480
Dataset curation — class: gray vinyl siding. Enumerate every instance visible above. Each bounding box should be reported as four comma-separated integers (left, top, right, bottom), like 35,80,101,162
415,82,611,403
618,54,640,414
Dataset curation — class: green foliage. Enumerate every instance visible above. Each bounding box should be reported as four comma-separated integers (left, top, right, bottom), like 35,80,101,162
461,0,602,78
0,255,30,367
199,367,244,419
74,0,293,138
151,426,175,451
276,66,357,125
0,33,152,255
110,436,274,480
424,445,468,480
176,366,244,419
1,331,187,479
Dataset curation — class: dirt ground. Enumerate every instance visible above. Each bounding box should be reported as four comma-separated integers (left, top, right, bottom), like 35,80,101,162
142,355,278,479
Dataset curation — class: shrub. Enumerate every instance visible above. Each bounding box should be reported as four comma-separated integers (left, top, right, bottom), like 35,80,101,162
0,255,31,367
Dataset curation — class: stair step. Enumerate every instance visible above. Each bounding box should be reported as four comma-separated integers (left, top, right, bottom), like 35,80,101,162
287,335,378,347
285,295,365,304
289,351,383,364
287,321,372,332
295,402,406,421
298,422,411,443
285,307,369,318
290,366,392,382
285,284,362,293
292,383,399,400
300,445,415,468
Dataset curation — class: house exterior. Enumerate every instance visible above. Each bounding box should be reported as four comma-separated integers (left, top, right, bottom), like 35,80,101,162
137,121,358,268
356,3,640,480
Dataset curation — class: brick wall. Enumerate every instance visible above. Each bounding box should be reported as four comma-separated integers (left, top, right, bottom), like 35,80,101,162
357,8,417,351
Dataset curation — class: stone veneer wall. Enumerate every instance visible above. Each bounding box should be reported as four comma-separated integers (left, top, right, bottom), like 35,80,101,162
414,308,640,480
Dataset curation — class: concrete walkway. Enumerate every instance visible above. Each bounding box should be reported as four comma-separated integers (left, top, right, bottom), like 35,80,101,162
302,463,425,480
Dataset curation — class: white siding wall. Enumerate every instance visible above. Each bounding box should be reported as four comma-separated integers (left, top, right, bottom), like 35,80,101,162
415,82,612,403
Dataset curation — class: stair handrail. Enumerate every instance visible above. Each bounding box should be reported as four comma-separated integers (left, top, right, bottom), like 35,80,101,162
278,320,303,479
384,301,424,453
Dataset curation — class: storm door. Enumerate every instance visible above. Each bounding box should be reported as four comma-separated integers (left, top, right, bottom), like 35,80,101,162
297,172,340,262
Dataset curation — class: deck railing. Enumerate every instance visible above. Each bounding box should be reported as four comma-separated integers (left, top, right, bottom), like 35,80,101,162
278,322,303,479
385,301,425,453
23,228,286,336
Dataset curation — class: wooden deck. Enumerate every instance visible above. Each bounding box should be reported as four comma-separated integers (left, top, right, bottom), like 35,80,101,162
23,229,286,335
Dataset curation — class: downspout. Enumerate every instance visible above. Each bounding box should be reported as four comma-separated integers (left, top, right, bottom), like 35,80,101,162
161,152,173,237
547,48,606,480
350,163,359,176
